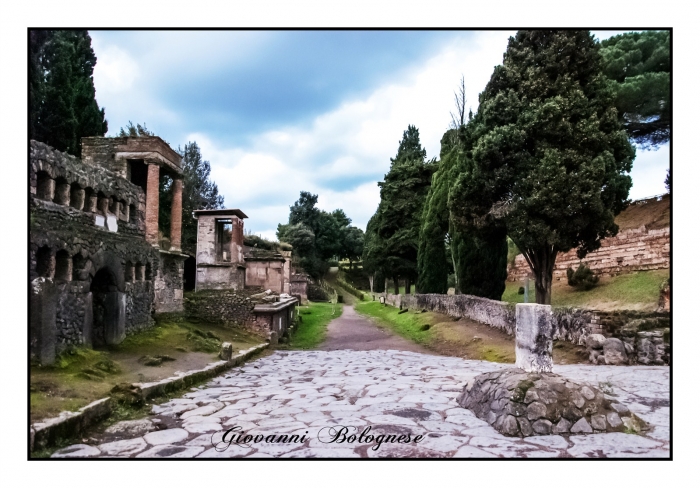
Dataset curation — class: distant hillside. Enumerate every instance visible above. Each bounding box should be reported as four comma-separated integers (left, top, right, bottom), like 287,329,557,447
615,193,670,231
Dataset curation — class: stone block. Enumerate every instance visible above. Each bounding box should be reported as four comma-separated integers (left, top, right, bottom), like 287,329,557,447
515,303,553,373
220,342,233,361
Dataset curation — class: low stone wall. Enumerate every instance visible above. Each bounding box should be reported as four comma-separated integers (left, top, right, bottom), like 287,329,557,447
377,293,515,336
183,289,258,330
372,292,670,365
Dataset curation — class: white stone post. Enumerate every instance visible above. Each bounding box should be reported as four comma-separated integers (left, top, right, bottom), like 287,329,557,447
515,303,553,373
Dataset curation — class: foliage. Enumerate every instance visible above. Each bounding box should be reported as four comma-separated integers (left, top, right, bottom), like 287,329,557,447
366,125,435,292
600,31,670,148
507,237,520,268
449,30,635,304
451,223,508,300
118,121,154,137
566,264,600,291
243,233,291,252
287,302,341,349
665,168,670,192
29,30,107,156
278,192,362,279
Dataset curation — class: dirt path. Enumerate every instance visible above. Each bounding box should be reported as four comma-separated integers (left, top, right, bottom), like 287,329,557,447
319,305,432,354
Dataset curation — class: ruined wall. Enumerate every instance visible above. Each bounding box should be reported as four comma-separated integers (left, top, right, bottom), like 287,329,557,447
183,289,262,337
373,292,670,365
154,252,186,313
245,259,285,293
507,195,670,282
194,214,246,290
30,140,183,361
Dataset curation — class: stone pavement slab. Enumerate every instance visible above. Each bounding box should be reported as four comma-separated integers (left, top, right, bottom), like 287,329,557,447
51,349,669,459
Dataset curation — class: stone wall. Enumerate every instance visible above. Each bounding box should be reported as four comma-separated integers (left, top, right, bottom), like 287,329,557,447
245,258,286,293
183,289,260,335
373,292,670,365
30,140,185,362
379,293,516,336
508,196,670,282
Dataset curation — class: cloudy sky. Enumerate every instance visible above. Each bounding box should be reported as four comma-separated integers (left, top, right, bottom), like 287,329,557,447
90,30,669,240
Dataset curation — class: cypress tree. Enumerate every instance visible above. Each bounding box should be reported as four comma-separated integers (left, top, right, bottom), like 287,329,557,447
30,30,107,155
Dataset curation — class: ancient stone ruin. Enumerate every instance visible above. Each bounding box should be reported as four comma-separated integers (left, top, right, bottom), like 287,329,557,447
30,137,187,365
457,303,646,437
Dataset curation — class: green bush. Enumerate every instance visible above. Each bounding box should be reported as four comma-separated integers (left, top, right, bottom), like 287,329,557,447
566,264,599,291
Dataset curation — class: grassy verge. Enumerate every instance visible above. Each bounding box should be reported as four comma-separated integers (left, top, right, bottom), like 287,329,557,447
355,301,587,365
30,316,262,423
355,301,435,347
287,302,342,349
502,269,669,311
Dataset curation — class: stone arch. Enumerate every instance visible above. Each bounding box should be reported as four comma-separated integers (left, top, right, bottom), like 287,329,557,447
55,250,72,282
36,246,54,278
69,182,85,210
90,267,126,346
119,199,129,221
97,191,109,215
109,196,121,216
53,177,70,206
36,171,55,200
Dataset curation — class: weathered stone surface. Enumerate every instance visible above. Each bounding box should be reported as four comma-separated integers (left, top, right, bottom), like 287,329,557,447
143,428,189,445
603,338,628,365
220,342,233,360
515,304,553,373
586,334,607,350
457,368,641,437
51,444,101,458
104,419,155,437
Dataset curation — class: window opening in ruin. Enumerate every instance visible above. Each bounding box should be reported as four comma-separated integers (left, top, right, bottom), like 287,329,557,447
97,192,109,215
53,177,70,206
36,172,54,200
129,204,137,224
55,250,72,282
216,219,233,262
125,261,135,282
183,256,196,291
145,262,153,281
70,183,85,210
128,159,148,191
158,173,173,244
120,200,129,221
36,246,54,278
135,263,145,281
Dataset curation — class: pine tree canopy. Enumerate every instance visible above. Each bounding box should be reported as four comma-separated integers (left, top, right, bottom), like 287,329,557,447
600,30,670,148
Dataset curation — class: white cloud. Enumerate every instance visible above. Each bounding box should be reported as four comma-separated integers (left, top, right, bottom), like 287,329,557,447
92,40,140,96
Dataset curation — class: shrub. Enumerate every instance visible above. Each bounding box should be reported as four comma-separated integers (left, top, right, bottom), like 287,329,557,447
518,286,525,295
566,264,599,291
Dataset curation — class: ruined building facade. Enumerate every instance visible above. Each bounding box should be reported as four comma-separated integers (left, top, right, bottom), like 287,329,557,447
30,137,187,365
193,209,291,294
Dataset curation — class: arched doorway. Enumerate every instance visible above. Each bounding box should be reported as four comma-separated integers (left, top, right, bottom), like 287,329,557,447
90,267,126,346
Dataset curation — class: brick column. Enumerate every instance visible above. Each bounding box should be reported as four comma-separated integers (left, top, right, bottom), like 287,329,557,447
169,177,183,251
145,163,160,246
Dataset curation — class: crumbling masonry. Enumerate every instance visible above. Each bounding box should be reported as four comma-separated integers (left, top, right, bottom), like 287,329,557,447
30,137,187,365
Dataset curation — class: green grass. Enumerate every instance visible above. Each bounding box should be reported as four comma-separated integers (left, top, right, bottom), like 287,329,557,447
502,269,669,311
30,317,262,423
354,301,434,346
288,302,342,349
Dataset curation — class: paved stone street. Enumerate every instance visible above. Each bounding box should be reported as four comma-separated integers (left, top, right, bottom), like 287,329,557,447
53,348,669,458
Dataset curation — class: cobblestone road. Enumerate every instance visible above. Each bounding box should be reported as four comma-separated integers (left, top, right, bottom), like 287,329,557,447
53,349,670,458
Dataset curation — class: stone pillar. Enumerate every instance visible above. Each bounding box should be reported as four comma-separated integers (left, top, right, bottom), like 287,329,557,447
515,303,553,373
169,177,183,251
87,193,98,213
30,278,57,365
54,181,70,205
70,187,85,210
145,163,160,246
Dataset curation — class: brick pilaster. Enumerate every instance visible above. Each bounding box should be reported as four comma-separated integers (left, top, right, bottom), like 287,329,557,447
170,177,183,251
145,163,160,246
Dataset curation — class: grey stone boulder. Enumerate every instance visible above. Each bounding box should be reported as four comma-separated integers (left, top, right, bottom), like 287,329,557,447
586,334,607,350
456,368,642,437
603,338,628,365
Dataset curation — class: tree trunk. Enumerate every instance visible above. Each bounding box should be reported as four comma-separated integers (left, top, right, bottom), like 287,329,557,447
369,274,374,293
393,277,399,295
406,280,412,295
522,246,557,305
